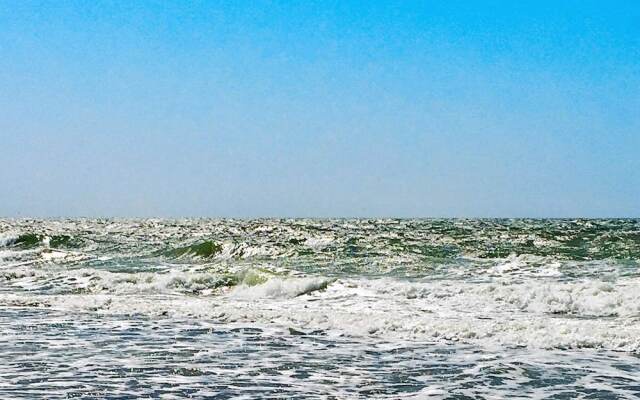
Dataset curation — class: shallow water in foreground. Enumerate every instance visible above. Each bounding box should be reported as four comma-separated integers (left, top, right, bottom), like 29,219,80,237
1,219,639,398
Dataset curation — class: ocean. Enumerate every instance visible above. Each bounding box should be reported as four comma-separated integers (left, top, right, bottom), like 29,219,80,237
1,218,639,399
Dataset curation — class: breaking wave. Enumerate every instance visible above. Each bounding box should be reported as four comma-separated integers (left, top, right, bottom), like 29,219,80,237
1,218,639,353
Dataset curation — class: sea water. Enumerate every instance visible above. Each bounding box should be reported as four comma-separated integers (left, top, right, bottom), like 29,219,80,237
1,219,639,398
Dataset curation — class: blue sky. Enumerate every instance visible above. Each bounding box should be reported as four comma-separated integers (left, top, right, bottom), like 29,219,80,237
1,1,639,217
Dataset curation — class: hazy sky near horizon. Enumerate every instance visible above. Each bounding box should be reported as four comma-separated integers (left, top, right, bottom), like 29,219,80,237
1,1,639,217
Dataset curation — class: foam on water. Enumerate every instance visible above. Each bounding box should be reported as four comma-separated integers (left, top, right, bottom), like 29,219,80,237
1,218,639,398
0,232,20,247
2,271,639,351
231,277,335,299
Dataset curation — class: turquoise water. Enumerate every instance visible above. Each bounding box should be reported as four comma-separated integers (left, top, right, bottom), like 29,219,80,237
1,219,639,398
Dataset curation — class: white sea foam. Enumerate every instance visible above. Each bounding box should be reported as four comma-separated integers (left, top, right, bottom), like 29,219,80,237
1,218,639,398
305,236,334,248
2,270,639,351
0,233,19,247
230,277,334,299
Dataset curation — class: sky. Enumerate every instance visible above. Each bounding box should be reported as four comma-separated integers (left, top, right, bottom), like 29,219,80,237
1,1,639,218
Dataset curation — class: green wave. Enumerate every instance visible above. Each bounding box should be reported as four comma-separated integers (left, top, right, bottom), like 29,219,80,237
9,233,79,249
167,241,223,259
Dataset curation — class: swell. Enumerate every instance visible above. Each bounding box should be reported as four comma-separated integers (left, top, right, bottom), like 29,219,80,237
0,233,82,249
0,263,333,298
1,219,639,353
2,218,639,265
